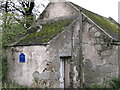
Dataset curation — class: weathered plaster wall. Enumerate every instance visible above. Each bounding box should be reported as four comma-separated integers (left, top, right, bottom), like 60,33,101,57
6,19,81,88
82,21,119,87
46,19,80,88
6,46,50,87
43,2,78,20
71,19,81,87
6,8,119,88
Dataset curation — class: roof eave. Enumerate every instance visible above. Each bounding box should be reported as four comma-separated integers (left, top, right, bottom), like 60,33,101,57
4,43,49,47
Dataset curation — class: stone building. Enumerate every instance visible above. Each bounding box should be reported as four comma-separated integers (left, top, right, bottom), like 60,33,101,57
5,1,120,88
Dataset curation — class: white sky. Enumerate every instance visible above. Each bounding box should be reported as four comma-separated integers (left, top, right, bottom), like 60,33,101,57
1,0,119,22
69,0,119,22
37,0,119,23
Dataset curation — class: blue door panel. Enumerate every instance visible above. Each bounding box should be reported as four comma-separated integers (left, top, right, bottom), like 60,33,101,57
19,53,25,63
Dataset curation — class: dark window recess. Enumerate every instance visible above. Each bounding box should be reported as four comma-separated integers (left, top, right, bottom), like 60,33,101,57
19,53,25,63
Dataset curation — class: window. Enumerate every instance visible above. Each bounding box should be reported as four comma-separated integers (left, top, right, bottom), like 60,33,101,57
19,53,25,63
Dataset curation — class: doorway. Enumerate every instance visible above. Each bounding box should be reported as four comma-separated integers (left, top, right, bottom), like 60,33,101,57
59,56,71,88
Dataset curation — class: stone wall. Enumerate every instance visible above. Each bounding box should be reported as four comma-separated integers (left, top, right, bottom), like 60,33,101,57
6,46,49,87
6,19,81,88
5,8,119,87
46,19,81,88
82,20,119,87
43,2,78,20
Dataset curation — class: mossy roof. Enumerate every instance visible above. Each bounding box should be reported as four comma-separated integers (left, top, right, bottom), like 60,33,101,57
71,2,120,41
14,2,120,46
15,19,73,46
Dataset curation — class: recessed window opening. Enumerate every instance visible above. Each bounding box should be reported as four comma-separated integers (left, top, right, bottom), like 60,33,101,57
19,53,25,63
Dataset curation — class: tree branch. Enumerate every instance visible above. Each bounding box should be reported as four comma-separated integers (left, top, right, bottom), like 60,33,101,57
11,2,25,15
5,1,8,12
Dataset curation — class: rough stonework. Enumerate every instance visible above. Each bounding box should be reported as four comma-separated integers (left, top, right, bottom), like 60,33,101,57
41,2,78,20
6,19,81,88
82,21,119,87
5,1,119,88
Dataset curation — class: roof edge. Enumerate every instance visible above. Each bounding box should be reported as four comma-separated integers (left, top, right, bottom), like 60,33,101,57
69,2,118,41
82,12,117,41
47,17,79,44
4,43,48,47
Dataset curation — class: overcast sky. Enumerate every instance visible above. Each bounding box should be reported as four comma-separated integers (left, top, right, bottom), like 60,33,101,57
70,0,119,23
37,0,119,23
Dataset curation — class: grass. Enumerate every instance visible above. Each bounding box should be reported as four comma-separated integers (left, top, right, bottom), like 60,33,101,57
2,77,120,89
91,77,120,89
16,19,73,45
82,9,119,34
2,80,29,89
71,2,120,37
109,77,120,89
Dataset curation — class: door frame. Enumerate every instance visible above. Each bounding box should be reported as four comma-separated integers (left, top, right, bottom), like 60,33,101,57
59,56,71,88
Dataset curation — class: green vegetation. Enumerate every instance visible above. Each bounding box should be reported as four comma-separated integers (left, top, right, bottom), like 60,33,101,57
17,19,73,45
82,9,120,34
91,84,108,89
71,2,120,38
0,57,2,89
3,77,120,89
1,12,27,89
109,77,120,89
91,77,120,89
1,13,27,47
2,80,29,89
2,58,8,82
39,10,47,19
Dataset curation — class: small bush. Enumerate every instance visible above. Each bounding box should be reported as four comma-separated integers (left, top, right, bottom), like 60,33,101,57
109,77,120,89
90,77,120,89
91,84,108,88
2,80,28,89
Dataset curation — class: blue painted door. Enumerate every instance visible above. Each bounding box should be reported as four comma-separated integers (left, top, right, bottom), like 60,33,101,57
19,53,25,63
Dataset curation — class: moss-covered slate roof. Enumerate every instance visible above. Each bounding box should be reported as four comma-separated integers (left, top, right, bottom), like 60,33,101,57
16,19,73,45
71,2,120,41
82,9,120,41
15,2,120,46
